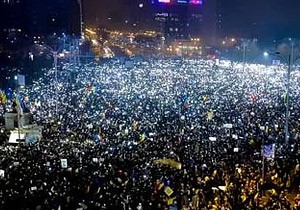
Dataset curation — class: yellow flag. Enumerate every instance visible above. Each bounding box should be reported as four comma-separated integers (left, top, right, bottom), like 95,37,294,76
139,133,145,142
241,195,247,202
207,110,214,121
164,186,174,197
153,158,182,170
158,182,164,190
202,95,208,102
265,125,270,133
0,92,6,104
167,197,174,205
275,125,279,132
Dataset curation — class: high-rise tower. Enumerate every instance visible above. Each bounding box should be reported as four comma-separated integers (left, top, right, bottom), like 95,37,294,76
0,0,81,42
24,0,81,37
151,0,204,39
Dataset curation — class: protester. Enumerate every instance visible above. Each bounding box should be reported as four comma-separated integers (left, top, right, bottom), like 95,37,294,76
0,58,299,210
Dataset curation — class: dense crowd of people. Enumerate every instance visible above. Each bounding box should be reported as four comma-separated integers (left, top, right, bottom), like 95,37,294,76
0,58,300,210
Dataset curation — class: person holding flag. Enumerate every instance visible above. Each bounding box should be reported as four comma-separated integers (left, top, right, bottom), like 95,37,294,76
15,94,24,115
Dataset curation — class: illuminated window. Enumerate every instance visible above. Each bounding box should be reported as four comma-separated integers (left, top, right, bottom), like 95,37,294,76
3,0,16,4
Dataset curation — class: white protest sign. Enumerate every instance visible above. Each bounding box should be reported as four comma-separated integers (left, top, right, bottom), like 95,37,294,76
218,186,226,191
0,169,4,178
209,137,217,142
31,186,37,191
223,124,233,129
61,159,68,169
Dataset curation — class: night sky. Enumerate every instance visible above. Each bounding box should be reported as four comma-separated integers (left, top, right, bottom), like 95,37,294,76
221,0,300,38
84,0,300,38
84,0,143,26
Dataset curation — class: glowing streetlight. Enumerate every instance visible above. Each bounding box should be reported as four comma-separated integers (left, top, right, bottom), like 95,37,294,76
265,42,300,146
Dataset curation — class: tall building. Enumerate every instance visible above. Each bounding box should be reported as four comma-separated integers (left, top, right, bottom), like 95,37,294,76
0,0,81,43
200,0,220,44
24,0,81,37
0,0,24,43
216,0,222,36
151,0,204,39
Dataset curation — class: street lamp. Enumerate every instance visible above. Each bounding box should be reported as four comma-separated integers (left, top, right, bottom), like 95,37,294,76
53,51,59,115
283,51,292,147
42,45,64,116
242,40,247,72
264,43,300,146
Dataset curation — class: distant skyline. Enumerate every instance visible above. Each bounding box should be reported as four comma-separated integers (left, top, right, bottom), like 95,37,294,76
84,0,300,39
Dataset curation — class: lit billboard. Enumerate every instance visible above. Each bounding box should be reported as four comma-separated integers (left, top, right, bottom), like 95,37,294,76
158,0,171,3
152,0,203,5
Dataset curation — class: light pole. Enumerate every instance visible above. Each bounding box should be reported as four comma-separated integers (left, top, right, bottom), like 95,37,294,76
285,53,292,146
53,51,58,115
43,45,64,116
52,51,66,116
242,42,246,72
77,0,83,36
264,42,300,146
273,52,292,147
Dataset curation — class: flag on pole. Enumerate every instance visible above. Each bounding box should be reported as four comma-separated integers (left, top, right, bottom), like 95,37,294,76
262,144,275,159
15,94,24,115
